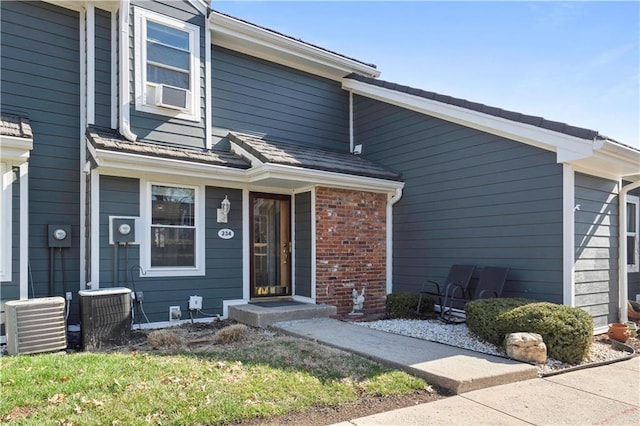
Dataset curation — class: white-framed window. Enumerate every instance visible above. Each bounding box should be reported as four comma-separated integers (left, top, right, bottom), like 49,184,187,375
134,8,200,121
628,195,640,273
0,163,12,282
140,181,205,277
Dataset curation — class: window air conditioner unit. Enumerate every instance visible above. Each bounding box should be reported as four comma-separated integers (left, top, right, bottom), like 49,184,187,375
5,297,67,355
154,84,189,110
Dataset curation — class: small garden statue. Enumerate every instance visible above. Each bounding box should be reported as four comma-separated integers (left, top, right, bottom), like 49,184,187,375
350,287,366,315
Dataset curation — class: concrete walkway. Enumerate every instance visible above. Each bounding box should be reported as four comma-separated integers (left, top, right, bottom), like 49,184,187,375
273,317,538,394
272,317,640,426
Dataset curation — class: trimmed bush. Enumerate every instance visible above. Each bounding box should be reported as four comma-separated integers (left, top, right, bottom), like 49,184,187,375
498,302,593,364
466,298,535,345
467,298,593,364
385,292,434,319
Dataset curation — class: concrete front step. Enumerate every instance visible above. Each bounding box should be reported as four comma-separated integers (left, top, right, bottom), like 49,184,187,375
228,302,337,327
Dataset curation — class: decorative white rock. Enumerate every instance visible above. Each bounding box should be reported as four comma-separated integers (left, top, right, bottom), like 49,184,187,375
505,332,547,364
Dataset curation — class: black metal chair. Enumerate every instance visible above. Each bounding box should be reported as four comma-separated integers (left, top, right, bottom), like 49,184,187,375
440,266,510,323
416,264,475,314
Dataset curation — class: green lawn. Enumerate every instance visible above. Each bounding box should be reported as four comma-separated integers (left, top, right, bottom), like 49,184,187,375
1,337,426,425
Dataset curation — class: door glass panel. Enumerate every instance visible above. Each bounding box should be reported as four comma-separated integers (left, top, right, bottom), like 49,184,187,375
252,196,290,297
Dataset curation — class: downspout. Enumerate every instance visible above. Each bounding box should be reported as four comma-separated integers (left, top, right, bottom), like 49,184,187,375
204,7,212,149
618,179,640,322
349,91,354,153
386,187,403,294
119,0,137,141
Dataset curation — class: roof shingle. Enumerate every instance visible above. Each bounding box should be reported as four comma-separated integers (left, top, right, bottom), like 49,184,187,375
229,132,402,181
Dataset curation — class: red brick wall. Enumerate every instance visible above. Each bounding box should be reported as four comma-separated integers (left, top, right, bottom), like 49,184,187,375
315,187,387,315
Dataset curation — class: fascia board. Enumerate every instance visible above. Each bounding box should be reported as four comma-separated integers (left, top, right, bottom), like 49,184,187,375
209,12,379,81
342,79,598,161
0,136,33,165
91,147,247,182
246,163,404,193
43,0,85,11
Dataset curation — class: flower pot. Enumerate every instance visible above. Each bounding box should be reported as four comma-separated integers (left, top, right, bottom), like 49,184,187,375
607,323,630,343
626,321,638,338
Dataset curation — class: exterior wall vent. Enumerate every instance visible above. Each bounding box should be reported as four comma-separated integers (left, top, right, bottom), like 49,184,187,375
5,297,67,355
154,84,189,110
79,287,131,351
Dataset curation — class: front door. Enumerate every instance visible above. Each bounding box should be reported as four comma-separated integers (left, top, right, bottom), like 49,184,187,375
250,193,291,298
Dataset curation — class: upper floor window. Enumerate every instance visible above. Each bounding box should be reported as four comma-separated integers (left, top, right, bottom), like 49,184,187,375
140,181,205,277
134,8,200,122
628,195,639,273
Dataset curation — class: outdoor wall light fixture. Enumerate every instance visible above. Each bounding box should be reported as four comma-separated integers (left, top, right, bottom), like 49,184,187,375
217,196,231,223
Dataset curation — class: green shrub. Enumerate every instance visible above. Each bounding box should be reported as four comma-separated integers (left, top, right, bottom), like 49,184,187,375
498,302,593,364
466,298,535,345
386,292,434,319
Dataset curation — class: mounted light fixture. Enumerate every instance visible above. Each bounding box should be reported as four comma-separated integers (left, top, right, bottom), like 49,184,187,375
217,196,231,223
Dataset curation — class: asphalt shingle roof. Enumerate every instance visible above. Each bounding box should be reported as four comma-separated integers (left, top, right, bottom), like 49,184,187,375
229,132,402,181
345,74,606,142
86,126,251,169
1,112,33,139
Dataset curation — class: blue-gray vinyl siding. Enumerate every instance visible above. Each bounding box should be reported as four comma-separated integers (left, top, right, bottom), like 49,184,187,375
294,192,312,298
574,173,619,328
95,8,112,128
129,1,206,148
211,46,350,151
1,1,81,300
99,175,243,322
353,95,564,301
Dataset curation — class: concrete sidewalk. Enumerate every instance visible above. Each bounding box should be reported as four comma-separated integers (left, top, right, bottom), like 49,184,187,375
337,357,640,425
272,317,538,394
272,317,639,426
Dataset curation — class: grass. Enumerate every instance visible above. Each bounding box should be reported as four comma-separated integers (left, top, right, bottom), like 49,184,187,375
1,336,427,425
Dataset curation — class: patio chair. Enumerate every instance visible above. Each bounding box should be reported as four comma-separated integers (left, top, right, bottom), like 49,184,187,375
440,266,510,324
415,264,475,314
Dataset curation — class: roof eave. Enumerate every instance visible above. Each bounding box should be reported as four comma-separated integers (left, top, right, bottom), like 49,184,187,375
246,163,404,193
209,11,380,81
343,78,640,181
0,135,33,166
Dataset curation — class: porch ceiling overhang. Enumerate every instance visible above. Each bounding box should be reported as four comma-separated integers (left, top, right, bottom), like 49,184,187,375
567,140,640,182
0,112,33,166
86,127,404,193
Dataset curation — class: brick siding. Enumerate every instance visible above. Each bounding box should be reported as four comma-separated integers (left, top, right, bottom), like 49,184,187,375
315,187,387,315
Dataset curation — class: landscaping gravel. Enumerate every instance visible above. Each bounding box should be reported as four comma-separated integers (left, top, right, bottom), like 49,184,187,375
355,318,635,376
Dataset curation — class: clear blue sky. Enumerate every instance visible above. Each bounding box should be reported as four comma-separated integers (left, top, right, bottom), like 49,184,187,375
212,1,639,148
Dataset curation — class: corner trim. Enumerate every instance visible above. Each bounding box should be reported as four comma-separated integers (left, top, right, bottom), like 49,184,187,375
562,164,575,307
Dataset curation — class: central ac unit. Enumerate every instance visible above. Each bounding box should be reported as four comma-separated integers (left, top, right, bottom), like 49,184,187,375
79,287,131,351
154,84,189,110
5,297,67,355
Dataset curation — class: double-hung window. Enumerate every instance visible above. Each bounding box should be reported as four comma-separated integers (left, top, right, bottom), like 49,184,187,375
141,182,205,277
134,8,200,121
628,195,639,273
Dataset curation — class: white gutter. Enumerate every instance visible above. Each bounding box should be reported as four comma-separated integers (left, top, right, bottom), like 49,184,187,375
119,0,137,141
349,91,354,153
386,187,403,294
209,11,379,81
618,179,640,323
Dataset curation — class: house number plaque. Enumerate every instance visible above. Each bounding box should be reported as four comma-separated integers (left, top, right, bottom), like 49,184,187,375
218,229,234,239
